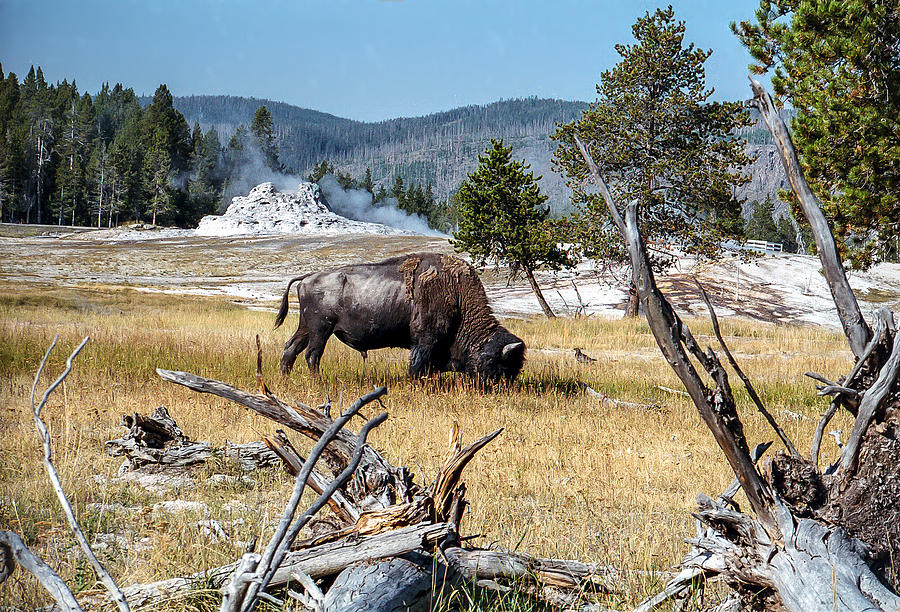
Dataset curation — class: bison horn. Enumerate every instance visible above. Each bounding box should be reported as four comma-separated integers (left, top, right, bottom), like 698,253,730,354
502,341,524,359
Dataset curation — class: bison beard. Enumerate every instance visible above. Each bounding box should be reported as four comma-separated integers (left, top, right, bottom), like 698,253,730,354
274,253,526,382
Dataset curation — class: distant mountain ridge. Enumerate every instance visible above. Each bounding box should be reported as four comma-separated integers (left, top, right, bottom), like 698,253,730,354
144,94,788,215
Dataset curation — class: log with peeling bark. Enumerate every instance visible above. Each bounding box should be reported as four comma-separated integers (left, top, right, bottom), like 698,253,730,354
575,84,900,610
105,405,283,474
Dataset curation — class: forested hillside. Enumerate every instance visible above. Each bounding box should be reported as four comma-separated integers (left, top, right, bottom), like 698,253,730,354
0,61,789,230
161,95,589,211
166,94,794,215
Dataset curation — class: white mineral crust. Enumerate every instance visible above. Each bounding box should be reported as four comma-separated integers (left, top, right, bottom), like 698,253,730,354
195,181,406,236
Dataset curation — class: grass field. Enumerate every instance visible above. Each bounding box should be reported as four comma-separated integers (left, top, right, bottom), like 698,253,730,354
0,281,854,610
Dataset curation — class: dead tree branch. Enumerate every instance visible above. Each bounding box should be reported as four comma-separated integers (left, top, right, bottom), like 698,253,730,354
838,329,900,475
575,130,900,610
157,369,412,510
695,279,799,458
225,388,388,612
584,384,662,412
575,135,780,539
749,76,871,358
0,531,83,611
31,336,130,612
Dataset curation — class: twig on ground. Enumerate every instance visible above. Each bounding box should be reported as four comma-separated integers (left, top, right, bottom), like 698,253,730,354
583,384,662,412
655,385,689,397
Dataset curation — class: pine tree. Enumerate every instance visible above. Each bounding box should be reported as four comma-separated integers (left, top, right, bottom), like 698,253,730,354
745,197,779,242
733,0,900,266
453,139,572,317
362,167,374,195
554,7,750,315
250,105,279,171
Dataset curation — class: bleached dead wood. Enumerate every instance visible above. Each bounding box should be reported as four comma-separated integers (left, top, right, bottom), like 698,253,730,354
80,523,452,609
264,430,360,524
584,384,662,412
576,128,900,610
30,336,131,612
233,390,389,612
157,368,415,511
321,553,437,612
838,329,900,475
0,530,83,612
443,547,618,592
749,76,871,358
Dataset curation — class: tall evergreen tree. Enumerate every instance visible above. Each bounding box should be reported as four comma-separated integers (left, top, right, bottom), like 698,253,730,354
554,7,750,315
250,105,280,171
361,167,374,195
733,0,900,265
745,196,779,242
453,139,572,317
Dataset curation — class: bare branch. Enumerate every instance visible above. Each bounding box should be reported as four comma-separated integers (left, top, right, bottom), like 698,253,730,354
839,330,900,475
30,337,130,612
236,389,388,612
575,141,780,539
695,280,799,458
584,384,662,412
810,399,840,468
0,531,82,611
749,76,871,358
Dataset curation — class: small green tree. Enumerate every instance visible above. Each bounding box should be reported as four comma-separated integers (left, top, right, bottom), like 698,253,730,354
733,0,900,266
554,7,750,315
745,196,780,242
453,139,572,318
250,105,280,172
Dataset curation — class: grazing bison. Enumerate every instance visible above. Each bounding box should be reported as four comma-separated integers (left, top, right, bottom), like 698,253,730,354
274,253,525,381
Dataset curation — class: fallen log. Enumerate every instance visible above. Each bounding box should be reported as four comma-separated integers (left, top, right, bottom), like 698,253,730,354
157,368,416,512
81,522,452,609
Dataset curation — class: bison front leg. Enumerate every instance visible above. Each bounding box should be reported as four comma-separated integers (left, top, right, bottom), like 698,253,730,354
409,337,444,378
281,319,310,375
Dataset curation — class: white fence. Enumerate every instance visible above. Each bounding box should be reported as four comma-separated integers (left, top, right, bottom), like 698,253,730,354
744,239,784,253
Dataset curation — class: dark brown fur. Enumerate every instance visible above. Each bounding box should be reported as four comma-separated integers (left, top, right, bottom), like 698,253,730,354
275,253,526,381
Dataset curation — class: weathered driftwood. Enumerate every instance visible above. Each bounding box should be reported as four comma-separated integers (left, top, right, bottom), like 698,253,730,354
30,337,131,612
748,76,872,358
576,118,900,610
0,530,83,612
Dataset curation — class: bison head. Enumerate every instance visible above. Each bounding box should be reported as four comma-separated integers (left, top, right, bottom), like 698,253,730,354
472,328,526,382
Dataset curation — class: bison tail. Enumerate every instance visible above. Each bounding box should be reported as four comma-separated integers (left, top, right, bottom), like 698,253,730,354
274,274,310,329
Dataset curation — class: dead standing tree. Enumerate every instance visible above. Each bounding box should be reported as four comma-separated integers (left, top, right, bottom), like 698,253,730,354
574,75,900,611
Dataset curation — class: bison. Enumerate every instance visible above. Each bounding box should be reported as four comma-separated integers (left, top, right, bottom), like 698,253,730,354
274,253,526,381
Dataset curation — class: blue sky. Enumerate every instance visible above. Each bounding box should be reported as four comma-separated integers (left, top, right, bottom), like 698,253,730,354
1,0,763,122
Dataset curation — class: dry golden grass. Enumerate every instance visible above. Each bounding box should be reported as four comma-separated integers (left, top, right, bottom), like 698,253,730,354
0,282,854,609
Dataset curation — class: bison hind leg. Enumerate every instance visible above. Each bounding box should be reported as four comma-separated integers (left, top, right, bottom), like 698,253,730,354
303,320,335,376
281,321,310,375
